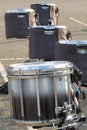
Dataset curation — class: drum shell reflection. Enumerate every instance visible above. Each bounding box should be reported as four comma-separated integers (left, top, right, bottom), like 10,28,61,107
8,61,74,126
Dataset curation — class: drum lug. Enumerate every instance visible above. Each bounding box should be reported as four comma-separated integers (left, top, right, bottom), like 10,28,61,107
64,103,72,112
55,103,72,115
55,106,63,115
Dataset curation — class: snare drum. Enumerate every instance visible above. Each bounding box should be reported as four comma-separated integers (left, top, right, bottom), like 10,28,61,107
8,61,75,127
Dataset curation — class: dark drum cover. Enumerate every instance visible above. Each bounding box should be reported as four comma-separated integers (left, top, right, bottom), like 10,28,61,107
29,26,69,61
31,3,59,25
55,40,87,86
4,9,37,38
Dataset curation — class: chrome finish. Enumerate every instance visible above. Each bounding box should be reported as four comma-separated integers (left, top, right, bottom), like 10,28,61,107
8,78,13,117
54,76,58,115
11,118,58,127
36,77,41,118
20,79,24,119
8,61,77,127
8,61,73,76
67,75,71,105
77,48,87,54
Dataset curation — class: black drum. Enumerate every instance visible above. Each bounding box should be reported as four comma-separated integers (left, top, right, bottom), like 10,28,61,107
29,25,69,60
31,3,59,25
4,9,38,38
8,61,78,127
55,40,87,86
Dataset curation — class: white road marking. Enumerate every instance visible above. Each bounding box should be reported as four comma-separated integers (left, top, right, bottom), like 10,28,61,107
0,58,29,61
0,62,8,82
70,17,87,26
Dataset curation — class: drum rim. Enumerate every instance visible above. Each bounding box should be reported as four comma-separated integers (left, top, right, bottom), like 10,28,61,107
58,40,87,45
31,25,67,29
11,118,58,127
6,8,35,13
8,61,74,76
31,3,57,7
8,61,73,70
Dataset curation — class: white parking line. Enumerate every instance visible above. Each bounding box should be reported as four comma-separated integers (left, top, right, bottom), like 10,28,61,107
70,17,87,26
0,62,8,82
0,58,29,61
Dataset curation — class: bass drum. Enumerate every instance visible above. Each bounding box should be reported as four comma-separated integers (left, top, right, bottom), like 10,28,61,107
8,61,76,127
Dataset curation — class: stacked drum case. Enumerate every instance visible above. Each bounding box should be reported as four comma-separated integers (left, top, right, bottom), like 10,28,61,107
4,9,38,38
31,3,59,25
55,40,87,86
55,41,77,65
76,45,87,85
29,26,69,61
